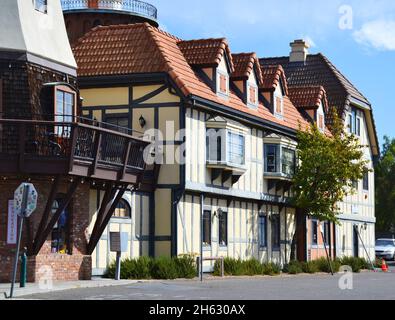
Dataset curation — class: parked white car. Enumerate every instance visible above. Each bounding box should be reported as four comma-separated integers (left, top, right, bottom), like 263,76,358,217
375,239,395,261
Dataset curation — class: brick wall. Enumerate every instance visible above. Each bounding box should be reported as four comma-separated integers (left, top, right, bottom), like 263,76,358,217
0,177,92,282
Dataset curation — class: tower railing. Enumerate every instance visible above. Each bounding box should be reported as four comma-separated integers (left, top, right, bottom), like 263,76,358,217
61,0,158,20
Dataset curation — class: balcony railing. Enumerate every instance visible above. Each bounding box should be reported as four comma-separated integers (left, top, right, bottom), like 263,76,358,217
61,0,158,21
0,118,150,184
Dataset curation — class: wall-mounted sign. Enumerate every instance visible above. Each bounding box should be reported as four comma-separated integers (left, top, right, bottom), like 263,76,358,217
7,200,17,245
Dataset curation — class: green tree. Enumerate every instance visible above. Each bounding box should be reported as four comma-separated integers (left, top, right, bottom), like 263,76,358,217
375,136,395,232
293,113,368,223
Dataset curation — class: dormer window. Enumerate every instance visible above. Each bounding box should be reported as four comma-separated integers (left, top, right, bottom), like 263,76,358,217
217,71,229,97
34,0,47,13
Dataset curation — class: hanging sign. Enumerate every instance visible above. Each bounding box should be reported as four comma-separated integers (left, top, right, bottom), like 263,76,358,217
7,200,17,245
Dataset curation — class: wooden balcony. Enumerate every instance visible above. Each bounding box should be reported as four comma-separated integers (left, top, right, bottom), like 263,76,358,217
0,118,150,185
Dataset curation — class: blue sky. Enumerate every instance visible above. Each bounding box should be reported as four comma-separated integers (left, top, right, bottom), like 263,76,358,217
150,0,395,148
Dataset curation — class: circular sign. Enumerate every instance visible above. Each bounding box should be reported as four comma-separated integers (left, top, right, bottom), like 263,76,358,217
14,183,38,218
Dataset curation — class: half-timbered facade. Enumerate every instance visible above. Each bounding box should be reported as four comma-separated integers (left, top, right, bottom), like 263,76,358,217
72,23,342,273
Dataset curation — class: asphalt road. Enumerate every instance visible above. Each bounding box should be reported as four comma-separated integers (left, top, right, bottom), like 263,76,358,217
19,262,395,300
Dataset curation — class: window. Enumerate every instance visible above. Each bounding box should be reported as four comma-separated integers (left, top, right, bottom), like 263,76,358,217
323,221,330,245
271,214,280,250
227,132,245,165
105,116,129,134
363,171,369,191
282,148,296,176
312,220,318,246
55,88,76,137
218,211,228,246
113,199,131,218
34,0,47,13
206,128,222,162
265,144,295,177
265,144,279,173
203,210,212,246
352,179,359,190
348,107,361,136
51,198,69,254
217,72,229,96
248,85,258,107
258,215,267,248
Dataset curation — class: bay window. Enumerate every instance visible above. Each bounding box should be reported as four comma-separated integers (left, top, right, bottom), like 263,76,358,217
264,144,295,178
206,128,246,168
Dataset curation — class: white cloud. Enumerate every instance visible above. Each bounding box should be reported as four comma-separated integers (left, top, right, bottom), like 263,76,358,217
353,20,395,51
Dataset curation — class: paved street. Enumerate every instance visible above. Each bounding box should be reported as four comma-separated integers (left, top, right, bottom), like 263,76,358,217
17,262,395,300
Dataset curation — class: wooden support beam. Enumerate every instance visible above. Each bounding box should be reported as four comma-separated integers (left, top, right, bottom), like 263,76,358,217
89,131,102,176
31,176,61,255
87,186,127,255
86,183,116,254
33,177,81,255
118,140,131,181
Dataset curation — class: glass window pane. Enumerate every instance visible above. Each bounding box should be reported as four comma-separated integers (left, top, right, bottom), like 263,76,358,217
227,132,245,165
271,215,280,249
203,211,211,246
265,144,278,173
219,211,228,246
259,216,267,247
282,148,295,176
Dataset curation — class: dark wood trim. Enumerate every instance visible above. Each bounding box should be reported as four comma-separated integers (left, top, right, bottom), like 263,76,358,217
87,185,128,255
133,84,168,105
78,73,168,88
33,177,82,255
87,183,116,254
89,131,103,177
31,176,61,256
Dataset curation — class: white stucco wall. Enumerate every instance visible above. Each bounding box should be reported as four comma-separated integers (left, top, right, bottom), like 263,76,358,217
0,0,76,70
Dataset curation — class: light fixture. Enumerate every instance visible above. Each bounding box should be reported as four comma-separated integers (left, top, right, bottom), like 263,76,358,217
139,115,146,128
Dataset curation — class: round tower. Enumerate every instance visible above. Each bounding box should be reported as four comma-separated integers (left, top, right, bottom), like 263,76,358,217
61,0,159,45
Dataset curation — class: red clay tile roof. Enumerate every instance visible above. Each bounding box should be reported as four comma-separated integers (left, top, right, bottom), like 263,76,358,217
288,86,328,112
177,38,235,72
261,65,288,95
73,23,309,132
231,53,263,85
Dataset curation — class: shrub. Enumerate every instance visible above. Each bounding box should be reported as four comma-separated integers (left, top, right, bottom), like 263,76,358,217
301,261,319,274
284,261,303,274
339,256,370,273
314,257,341,273
174,254,197,279
105,255,197,280
262,262,281,276
150,256,178,280
244,259,264,276
222,258,244,276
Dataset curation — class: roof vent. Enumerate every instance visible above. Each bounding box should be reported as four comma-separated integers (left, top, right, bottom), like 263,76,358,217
290,39,309,63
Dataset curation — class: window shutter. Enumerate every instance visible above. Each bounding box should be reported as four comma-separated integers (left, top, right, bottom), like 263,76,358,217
275,97,282,114
219,75,227,94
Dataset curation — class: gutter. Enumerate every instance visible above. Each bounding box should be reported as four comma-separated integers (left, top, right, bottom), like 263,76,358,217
189,95,299,139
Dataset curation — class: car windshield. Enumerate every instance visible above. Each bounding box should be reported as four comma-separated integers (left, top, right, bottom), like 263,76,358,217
376,240,394,247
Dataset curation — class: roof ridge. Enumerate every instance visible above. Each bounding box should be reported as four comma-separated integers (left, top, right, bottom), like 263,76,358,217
146,26,191,96
317,53,370,105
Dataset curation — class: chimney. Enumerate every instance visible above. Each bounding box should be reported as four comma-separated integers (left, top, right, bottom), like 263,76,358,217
290,39,310,63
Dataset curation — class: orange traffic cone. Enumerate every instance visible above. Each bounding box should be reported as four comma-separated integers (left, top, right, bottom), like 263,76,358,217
381,259,388,272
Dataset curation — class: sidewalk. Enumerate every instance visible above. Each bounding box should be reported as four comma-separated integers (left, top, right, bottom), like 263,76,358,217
0,278,143,300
